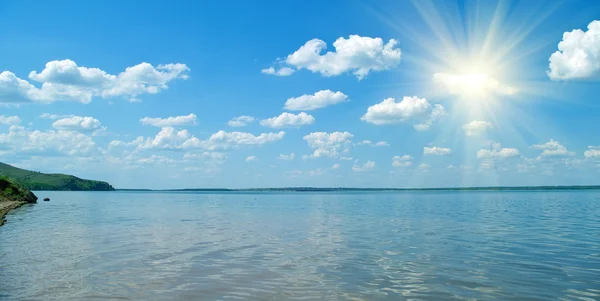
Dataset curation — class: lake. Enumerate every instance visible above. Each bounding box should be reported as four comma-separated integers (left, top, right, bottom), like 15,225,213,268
1,191,599,300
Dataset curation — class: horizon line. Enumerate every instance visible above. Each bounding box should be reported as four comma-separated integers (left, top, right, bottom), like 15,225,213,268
113,185,600,192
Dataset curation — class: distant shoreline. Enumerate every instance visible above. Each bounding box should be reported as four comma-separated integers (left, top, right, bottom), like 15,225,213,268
114,185,600,192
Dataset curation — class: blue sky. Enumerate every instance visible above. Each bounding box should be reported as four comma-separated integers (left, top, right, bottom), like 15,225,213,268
1,0,600,189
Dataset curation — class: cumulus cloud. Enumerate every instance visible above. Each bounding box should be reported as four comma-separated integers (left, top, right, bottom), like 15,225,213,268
352,160,375,172
135,155,177,166
278,153,295,160
0,115,21,125
182,151,227,174
531,139,574,157
418,164,430,171
424,146,452,156
227,116,255,127
0,125,96,156
463,120,493,136
303,131,353,158
140,114,197,127
245,156,258,162
264,35,401,80
139,127,192,150
355,140,389,147
284,90,348,111
477,142,520,159
108,136,144,150
52,116,102,131
355,140,372,146
584,146,600,159
392,155,413,167
0,59,189,104
112,129,285,152
0,71,75,103
548,20,600,80
40,113,74,120
184,151,226,162
261,67,295,76
433,73,517,97
361,96,445,131
259,112,315,128
183,130,285,150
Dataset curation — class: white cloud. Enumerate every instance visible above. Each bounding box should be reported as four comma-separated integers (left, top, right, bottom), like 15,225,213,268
261,67,295,76
184,151,226,162
265,35,401,80
548,20,600,80
303,131,353,158
463,120,493,136
278,153,295,160
227,116,255,127
352,160,375,172
477,142,520,159
52,116,102,131
332,163,341,169
418,164,430,171
40,113,74,120
245,156,258,162
286,168,327,177
259,112,315,128
0,59,189,104
356,140,389,147
424,146,452,156
361,96,445,131
284,90,348,111
183,151,227,174
108,136,144,150
0,71,82,103
183,130,285,150
138,127,192,150
392,155,413,167
0,115,21,125
112,129,285,152
140,113,197,127
531,139,574,157
135,155,177,166
584,146,600,159
433,73,517,97
0,125,96,156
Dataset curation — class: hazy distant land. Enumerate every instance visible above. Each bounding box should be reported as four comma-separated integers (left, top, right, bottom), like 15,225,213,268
117,185,600,192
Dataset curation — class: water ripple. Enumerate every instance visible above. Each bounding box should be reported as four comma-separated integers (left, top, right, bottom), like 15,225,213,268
1,191,599,300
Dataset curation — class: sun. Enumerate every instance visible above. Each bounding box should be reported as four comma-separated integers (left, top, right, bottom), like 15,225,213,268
433,68,517,101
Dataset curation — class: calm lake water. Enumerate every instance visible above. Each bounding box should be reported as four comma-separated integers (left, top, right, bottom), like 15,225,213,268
1,191,599,300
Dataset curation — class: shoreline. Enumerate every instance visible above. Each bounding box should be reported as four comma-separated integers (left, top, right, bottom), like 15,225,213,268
0,201,26,227
0,177,38,227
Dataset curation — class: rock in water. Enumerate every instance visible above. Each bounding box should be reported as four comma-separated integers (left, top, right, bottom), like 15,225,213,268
43,197,50,201
26,191,38,203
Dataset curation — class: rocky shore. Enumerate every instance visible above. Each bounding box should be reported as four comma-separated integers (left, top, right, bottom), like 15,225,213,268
0,177,37,226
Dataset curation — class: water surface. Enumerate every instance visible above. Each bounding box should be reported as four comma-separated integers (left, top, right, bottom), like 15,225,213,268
1,191,599,300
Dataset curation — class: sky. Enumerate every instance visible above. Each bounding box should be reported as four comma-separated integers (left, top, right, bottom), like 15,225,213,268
1,0,600,189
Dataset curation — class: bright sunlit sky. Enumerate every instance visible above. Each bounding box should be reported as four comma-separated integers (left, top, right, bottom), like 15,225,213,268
1,0,600,189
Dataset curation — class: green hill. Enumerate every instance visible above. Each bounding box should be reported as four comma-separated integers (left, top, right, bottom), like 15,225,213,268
0,162,115,191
